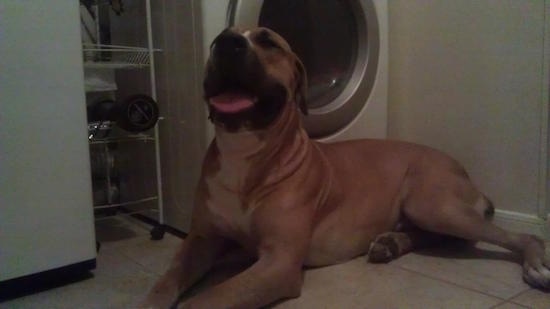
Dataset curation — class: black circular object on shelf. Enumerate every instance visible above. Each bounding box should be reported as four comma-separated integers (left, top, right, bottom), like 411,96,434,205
116,94,159,132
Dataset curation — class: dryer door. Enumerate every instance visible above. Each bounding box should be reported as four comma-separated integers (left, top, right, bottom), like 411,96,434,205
228,0,380,138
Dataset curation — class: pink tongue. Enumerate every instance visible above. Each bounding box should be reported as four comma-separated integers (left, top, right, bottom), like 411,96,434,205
210,92,255,113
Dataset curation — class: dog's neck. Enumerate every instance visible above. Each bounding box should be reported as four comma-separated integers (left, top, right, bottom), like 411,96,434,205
211,127,266,194
212,107,310,199
213,101,304,159
214,127,266,160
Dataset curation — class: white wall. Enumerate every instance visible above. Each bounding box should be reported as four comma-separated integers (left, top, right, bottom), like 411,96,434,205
151,0,207,232
388,0,548,217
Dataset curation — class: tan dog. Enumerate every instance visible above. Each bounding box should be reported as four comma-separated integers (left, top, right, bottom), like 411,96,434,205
141,27,550,308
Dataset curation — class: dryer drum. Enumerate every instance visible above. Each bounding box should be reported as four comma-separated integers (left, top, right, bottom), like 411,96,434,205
116,95,160,133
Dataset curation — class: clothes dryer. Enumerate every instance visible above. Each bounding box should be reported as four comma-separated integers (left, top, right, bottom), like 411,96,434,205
201,0,388,141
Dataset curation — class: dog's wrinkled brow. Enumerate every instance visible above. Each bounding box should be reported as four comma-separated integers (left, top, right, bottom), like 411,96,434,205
254,30,283,50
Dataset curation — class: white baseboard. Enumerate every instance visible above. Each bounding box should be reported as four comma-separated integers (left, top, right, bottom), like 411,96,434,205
492,209,549,239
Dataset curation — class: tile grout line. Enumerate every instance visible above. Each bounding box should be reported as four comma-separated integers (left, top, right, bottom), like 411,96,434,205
503,288,537,309
97,234,166,278
100,244,157,277
114,243,166,277
488,299,531,309
506,288,531,301
97,234,152,254
390,263,515,302
96,217,181,277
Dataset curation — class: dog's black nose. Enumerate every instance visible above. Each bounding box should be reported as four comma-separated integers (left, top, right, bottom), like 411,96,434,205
212,31,248,58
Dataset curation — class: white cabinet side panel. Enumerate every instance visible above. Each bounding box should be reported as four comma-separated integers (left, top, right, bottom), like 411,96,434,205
0,1,96,280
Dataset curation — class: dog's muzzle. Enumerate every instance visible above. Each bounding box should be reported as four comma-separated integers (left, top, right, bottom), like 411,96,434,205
212,31,248,61
206,31,262,114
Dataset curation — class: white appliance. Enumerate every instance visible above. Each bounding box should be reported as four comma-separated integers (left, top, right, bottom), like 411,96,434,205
200,0,388,142
0,1,96,292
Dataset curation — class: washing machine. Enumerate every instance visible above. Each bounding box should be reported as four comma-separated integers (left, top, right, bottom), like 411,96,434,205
200,0,387,142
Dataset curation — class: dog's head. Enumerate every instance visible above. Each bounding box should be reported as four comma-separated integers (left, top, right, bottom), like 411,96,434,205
204,27,307,132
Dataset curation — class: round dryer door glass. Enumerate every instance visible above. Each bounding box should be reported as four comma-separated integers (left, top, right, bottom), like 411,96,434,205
259,1,357,109
228,0,380,138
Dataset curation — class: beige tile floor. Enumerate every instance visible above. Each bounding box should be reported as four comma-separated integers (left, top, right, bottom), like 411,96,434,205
2,216,549,309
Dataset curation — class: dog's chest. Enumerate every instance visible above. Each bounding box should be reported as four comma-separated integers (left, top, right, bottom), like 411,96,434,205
204,130,265,239
205,157,253,237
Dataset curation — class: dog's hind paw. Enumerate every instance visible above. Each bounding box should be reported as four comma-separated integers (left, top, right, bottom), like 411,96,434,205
522,238,550,291
367,233,400,263
523,262,550,291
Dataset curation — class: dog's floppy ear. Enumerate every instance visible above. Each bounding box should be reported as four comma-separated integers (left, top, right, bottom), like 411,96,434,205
294,57,308,115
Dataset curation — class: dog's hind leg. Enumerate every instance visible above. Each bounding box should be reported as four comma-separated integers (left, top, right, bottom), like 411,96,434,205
368,196,495,264
403,189,550,290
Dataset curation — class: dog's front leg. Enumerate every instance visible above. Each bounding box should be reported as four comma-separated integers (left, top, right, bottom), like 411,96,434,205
176,250,303,309
140,233,228,309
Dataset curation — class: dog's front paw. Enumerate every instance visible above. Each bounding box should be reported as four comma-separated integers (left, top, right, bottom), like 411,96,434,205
139,277,180,309
137,296,172,309
522,237,550,290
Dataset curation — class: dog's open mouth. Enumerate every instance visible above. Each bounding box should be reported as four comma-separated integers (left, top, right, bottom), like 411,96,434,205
209,92,258,114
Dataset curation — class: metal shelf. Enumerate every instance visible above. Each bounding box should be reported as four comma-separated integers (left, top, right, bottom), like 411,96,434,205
89,134,155,144
93,196,158,210
83,44,161,69
82,0,165,238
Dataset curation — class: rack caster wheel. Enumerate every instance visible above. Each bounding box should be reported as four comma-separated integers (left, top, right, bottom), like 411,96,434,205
150,225,165,240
